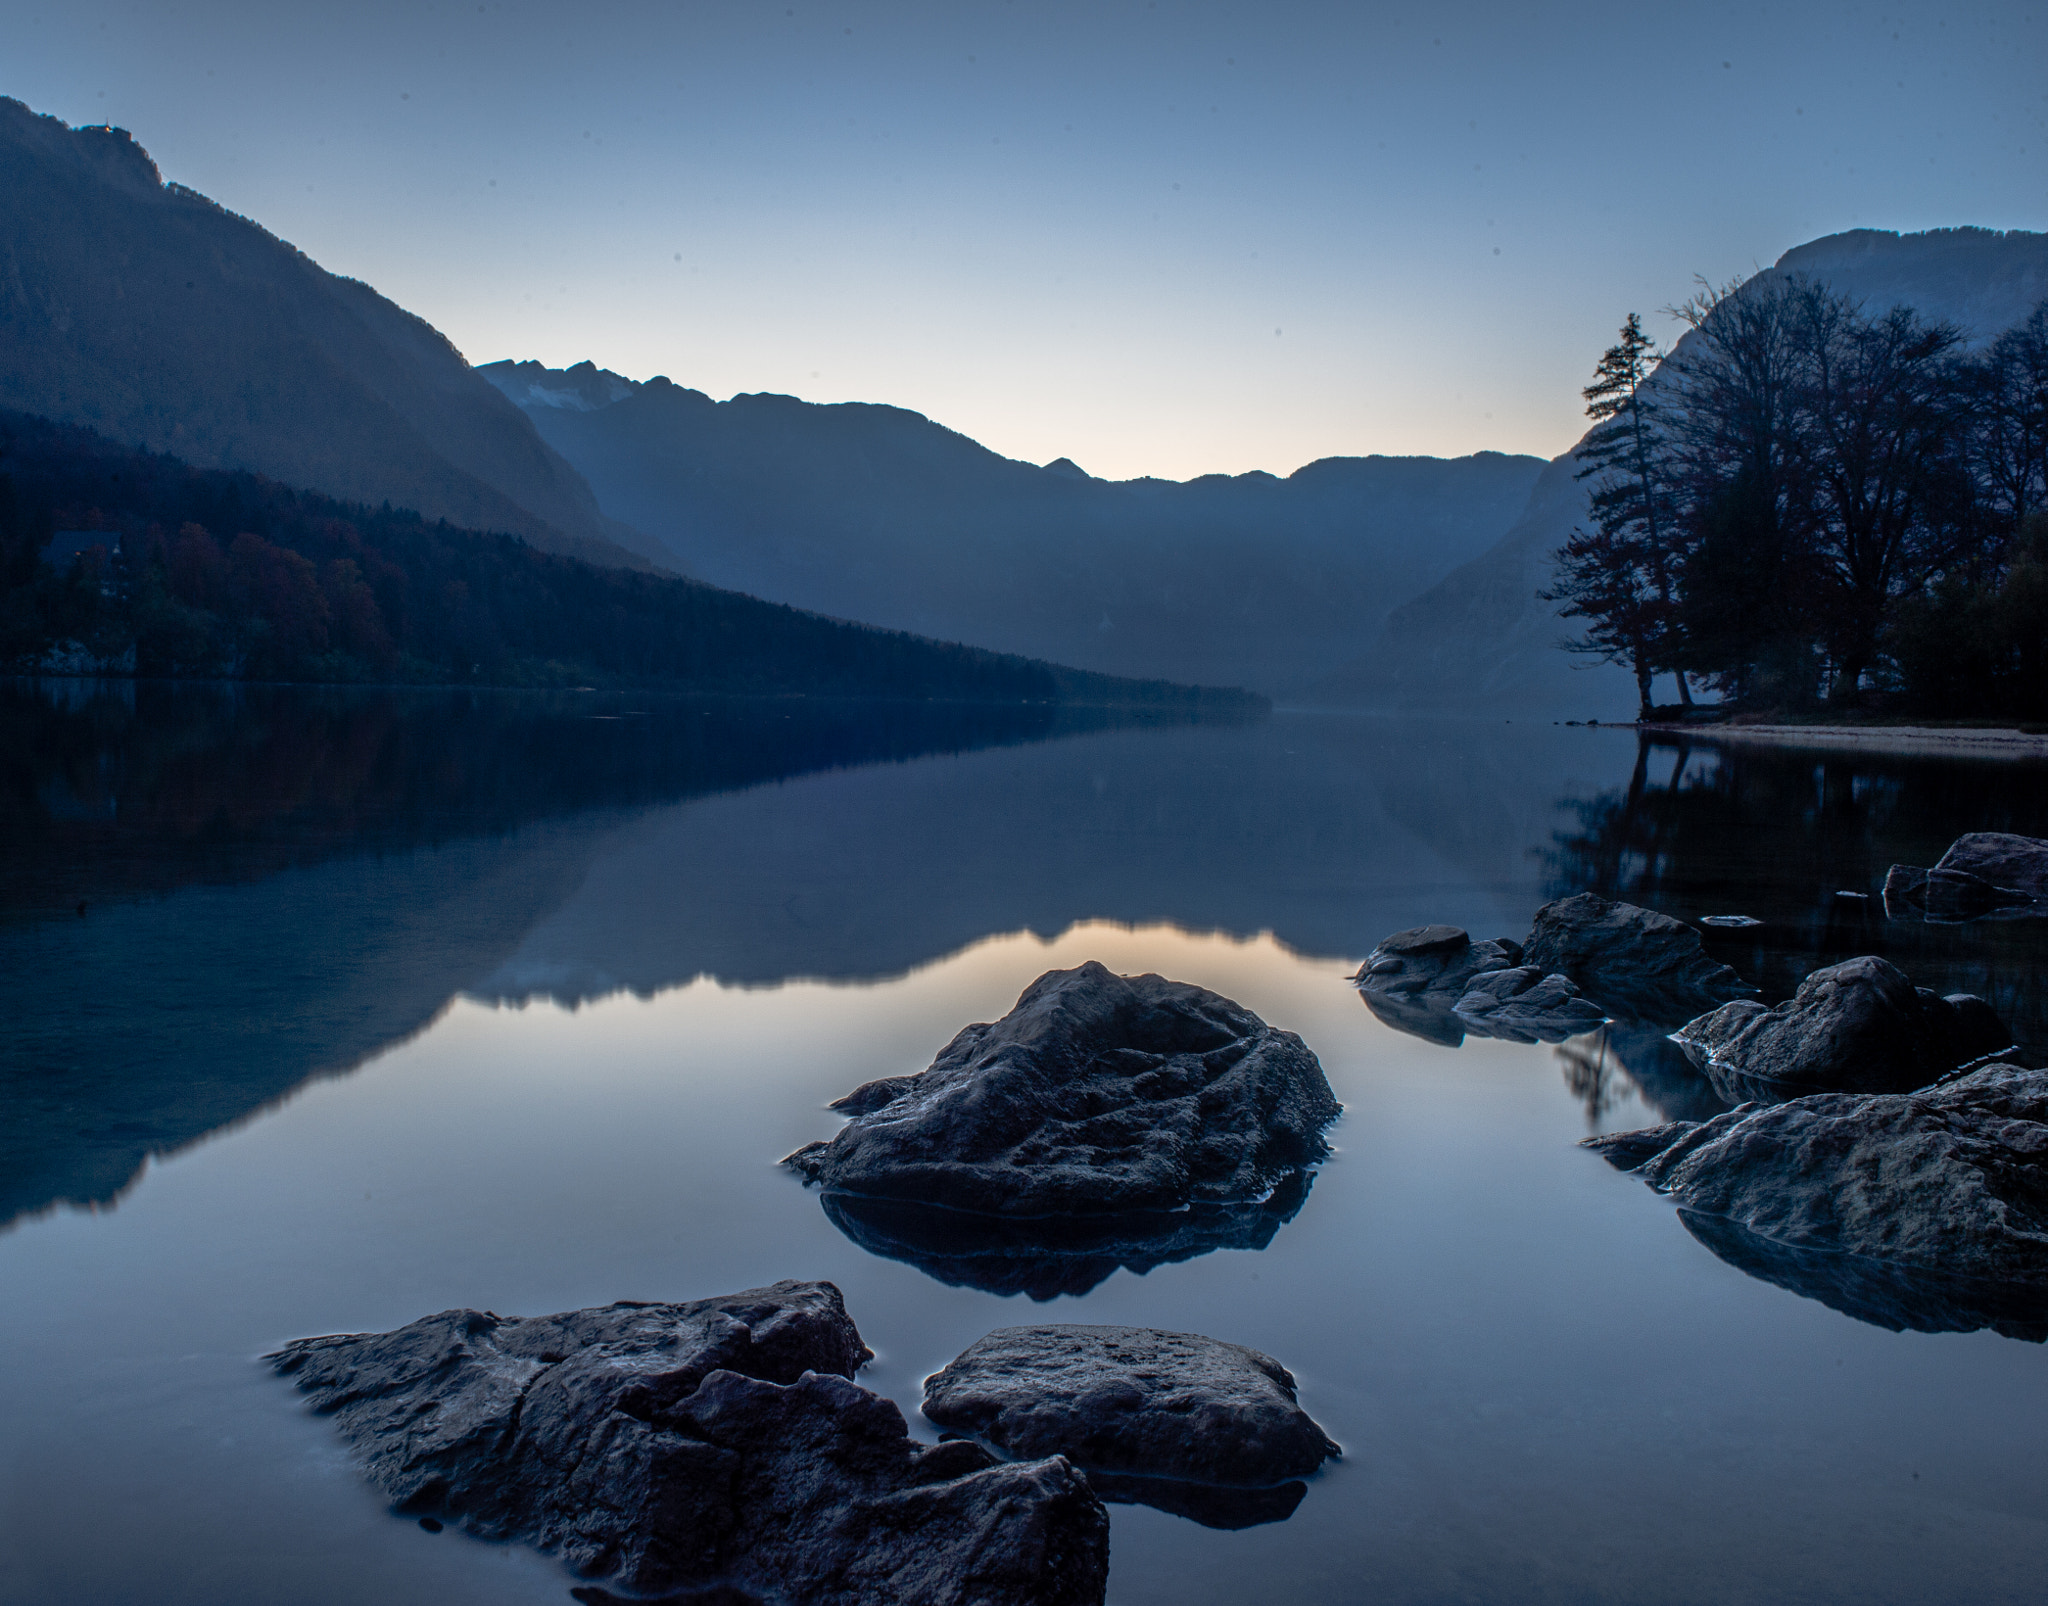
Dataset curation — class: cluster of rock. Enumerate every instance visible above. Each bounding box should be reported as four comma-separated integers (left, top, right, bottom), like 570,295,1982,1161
273,1282,1110,1605
1883,831,2048,922
1354,892,1755,1046
1584,1064,2048,1339
277,962,1349,1601
273,1285,1343,1598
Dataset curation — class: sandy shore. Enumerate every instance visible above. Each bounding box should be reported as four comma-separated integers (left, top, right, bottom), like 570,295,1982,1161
1645,723,2048,760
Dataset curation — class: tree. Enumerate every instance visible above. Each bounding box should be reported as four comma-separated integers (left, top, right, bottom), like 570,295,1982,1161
1544,314,1682,717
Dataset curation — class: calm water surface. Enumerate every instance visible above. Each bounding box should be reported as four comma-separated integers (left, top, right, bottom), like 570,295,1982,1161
4,682,2047,1605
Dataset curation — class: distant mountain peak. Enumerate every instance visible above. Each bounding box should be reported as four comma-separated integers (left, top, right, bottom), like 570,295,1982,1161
480,358,639,412
1042,456,1092,480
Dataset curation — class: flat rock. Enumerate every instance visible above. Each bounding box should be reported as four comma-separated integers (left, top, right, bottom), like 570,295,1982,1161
922,1325,1339,1496
1451,965,1608,1043
271,1281,1109,1605
1671,956,2012,1101
819,1172,1313,1301
1883,832,2048,922
784,962,1339,1217
1582,1065,2048,1305
1523,892,1756,1023
1353,926,1525,1046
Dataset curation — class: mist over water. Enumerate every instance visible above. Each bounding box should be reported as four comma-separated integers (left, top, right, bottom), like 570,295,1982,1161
5,684,2048,1604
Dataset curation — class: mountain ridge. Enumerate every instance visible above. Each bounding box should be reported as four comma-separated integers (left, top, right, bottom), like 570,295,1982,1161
481,358,1546,694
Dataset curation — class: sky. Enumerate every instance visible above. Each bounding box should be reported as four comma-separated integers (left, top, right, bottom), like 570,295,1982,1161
7,0,2044,480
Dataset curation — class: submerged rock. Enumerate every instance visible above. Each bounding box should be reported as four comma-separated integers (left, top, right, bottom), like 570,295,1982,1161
1671,955,2012,1101
1352,925,1528,1046
1583,1066,2048,1323
1451,965,1609,1044
922,1325,1338,1530
1883,832,2048,922
820,1172,1313,1301
785,962,1339,1217
1523,892,1756,1023
271,1281,1110,1605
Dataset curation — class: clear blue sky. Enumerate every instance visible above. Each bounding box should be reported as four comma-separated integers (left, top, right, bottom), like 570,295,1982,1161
8,0,2044,478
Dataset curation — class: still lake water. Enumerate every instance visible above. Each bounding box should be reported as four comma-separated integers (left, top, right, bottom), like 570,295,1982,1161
5,680,2048,1605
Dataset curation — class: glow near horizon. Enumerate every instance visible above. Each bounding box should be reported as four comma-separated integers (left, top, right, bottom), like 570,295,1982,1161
5,0,2044,482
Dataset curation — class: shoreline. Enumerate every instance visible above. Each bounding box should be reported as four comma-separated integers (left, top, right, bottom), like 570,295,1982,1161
1642,722,2048,760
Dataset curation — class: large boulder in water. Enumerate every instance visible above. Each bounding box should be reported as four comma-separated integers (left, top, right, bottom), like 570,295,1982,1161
784,962,1339,1216
1523,892,1755,1023
1671,955,2012,1102
1583,1066,2048,1332
923,1325,1339,1529
270,1281,1110,1605
1351,925,1528,1045
1883,832,2048,922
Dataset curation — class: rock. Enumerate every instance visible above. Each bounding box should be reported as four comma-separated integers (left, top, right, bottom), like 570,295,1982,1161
1450,965,1608,1043
819,1172,1313,1302
1523,892,1756,1023
784,962,1339,1217
271,1281,1110,1606
1698,915,1762,929
922,1325,1338,1525
1582,1065,2048,1311
1671,956,2012,1101
1883,833,2048,922
1352,925,1525,1046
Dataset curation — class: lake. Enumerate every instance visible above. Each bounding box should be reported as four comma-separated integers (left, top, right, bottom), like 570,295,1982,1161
4,679,2047,1606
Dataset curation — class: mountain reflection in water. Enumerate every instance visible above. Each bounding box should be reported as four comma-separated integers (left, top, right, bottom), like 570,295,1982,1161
0,678,1244,1228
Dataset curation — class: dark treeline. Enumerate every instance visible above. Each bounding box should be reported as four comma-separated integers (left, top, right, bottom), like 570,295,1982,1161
0,408,1258,710
1548,286,2048,718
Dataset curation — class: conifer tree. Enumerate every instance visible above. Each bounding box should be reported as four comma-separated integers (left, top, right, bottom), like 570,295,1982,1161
1543,314,1685,716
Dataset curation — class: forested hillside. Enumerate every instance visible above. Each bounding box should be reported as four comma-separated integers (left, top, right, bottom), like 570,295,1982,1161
0,409,1257,710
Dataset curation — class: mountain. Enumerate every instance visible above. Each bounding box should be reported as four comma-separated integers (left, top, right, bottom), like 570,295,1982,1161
1313,228,2048,716
0,98,663,572
481,359,1545,694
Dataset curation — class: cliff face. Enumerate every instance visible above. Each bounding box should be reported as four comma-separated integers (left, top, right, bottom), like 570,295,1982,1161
0,99,661,571
483,360,1545,694
1313,228,2048,715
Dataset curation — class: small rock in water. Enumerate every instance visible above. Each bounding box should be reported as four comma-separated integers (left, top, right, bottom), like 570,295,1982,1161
270,1281,1109,1605
1450,965,1608,1043
1524,892,1756,1024
417,1517,443,1533
923,1325,1339,1529
1583,1065,2048,1339
1352,925,1525,1047
785,962,1339,1217
1698,915,1763,929
1671,955,2011,1101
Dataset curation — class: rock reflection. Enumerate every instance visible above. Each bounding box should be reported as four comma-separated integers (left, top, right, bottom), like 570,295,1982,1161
818,1173,1316,1301
1678,1210,2048,1342
1084,1470,1308,1531
1555,1025,1733,1127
